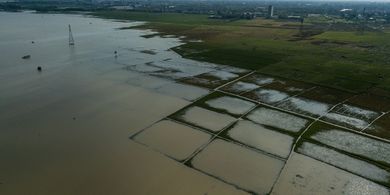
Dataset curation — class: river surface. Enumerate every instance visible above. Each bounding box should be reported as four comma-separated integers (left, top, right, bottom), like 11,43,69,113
0,11,245,195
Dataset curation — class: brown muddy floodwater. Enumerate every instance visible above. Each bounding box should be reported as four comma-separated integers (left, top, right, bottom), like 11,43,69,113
2,11,390,195
0,11,247,195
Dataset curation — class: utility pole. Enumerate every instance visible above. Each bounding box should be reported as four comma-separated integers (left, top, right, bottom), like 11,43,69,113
69,24,75,46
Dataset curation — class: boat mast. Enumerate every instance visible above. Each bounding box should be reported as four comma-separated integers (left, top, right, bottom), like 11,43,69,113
69,24,75,45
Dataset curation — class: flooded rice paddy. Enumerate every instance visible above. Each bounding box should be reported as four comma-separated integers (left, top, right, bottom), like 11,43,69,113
228,120,294,158
221,81,259,94
277,97,331,117
309,129,390,165
191,139,285,194
1,11,390,195
251,89,290,104
272,153,390,195
247,107,310,133
205,96,256,115
297,142,390,184
134,120,211,161
323,103,381,130
178,106,237,132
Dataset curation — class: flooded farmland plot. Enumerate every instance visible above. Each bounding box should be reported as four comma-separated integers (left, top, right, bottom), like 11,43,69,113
220,73,278,96
241,78,316,105
297,142,390,185
246,107,310,134
204,95,256,116
244,88,290,104
227,120,294,158
276,96,332,118
274,87,354,118
266,79,313,93
173,106,237,132
133,120,212,161
322,103,381,130
191,139,285,194
306,126,390,166
272,153,390,195
241,73,276,86
179,69,249,89
220,81,259,94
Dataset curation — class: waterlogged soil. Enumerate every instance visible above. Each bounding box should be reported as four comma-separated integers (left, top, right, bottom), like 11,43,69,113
263,80,314,95
297,142,390,184
205,96,256,115
247,107,310,133
134,120,212,160
323,112,369,129
204,70,239,80
309,129,390,165
277,97,331,117
179,68,247,89
192,139,285,194
244,88,290,104
323,103,380,130
241,73,275,86
178,106,237,132
272,153,390,195
221,81,259,94
336,104,380,121
241,78,315,104
228,120,294,158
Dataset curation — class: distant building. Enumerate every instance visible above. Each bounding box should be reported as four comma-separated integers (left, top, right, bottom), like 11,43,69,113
110,6,134,10
308,14,321,17
267,5,274,18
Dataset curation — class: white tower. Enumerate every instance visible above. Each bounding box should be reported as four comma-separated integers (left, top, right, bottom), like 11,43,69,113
69,24,75,45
